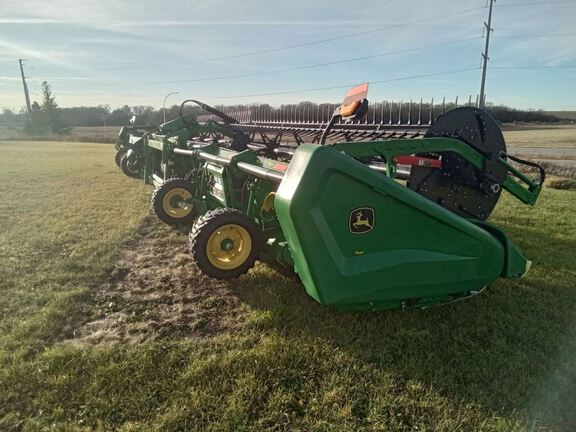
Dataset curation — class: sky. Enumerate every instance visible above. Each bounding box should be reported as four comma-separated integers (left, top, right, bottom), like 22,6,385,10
0,0,575,111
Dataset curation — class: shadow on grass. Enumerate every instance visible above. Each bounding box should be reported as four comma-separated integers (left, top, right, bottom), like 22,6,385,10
92,197,576,429
229,254,576,430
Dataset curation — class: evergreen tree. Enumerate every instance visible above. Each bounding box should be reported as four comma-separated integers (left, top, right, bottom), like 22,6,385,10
40,81,63,133
25,81,63,134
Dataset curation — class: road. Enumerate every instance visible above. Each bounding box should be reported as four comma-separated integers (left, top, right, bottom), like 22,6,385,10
508,147,576,168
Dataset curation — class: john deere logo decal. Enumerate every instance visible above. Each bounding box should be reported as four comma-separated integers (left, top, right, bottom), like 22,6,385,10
349,207,375,234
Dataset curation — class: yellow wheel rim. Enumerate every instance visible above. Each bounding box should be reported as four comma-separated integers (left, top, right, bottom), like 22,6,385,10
206,224,252,270
162,188,193,218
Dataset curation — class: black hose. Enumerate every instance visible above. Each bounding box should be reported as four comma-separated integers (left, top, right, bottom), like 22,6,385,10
179,99,239,125
503,153,546,187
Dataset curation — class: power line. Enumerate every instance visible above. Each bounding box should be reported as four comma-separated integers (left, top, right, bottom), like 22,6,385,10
494,33,576,38
55,64,573,105
84,36,482,87
54,67,481,104
85,3,574,74
53,64,575,104
496,1,576,6
195,67,481,100
92,6,485,72
492,65,576,69
172,65,576,101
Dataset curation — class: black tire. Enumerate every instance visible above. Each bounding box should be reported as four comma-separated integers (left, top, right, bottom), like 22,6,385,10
151,178,198,225
189,208,263,279
120,153,143,178
115,150,126,168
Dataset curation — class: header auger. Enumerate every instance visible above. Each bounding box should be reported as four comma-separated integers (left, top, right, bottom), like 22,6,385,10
115,83,544,311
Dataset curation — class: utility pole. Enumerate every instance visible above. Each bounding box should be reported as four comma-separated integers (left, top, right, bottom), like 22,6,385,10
479,0,495,109
18,59,32,113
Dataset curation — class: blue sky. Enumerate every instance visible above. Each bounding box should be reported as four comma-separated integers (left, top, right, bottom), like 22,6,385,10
1,0,575,111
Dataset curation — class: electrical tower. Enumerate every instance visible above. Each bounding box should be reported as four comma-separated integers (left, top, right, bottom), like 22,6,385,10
18,59,32,113
479,0,495,109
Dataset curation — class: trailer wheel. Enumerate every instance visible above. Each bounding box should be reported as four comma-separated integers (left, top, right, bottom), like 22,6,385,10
115,150,126,168
189,208,262,279
120,153,143,178
151,178,197,225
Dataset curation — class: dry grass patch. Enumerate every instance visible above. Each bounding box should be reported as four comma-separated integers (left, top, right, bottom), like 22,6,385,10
71,217,248,345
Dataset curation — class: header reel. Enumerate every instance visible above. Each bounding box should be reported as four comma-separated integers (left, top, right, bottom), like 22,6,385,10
407,107,544,220
408,107,507,220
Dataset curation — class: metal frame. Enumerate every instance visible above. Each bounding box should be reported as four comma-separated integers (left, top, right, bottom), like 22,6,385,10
198,96,480,145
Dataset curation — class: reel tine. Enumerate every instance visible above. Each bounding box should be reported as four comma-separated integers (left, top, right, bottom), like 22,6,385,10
418,99,423,126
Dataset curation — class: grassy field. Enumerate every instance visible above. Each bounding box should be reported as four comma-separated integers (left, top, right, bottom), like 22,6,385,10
0,125,120,143
1,141,575,431
2,123,575,148
502,125,576,149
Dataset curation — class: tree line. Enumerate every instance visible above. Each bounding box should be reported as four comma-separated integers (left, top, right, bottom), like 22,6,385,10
0,81,561,134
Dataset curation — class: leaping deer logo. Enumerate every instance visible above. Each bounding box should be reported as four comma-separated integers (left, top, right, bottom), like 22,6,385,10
349,207,375,234
352,212,372,229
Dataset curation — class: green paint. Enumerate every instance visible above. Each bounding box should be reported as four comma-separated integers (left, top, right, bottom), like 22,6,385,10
275,144,528,310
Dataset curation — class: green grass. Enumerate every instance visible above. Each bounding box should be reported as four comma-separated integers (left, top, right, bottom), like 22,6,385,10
1,141,575,431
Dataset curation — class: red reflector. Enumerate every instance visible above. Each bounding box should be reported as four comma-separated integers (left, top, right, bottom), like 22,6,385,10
394,156,441,168
273,163,288,171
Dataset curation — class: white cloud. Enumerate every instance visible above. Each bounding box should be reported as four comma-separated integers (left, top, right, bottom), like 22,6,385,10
0,18,61,24
0,0,573,109
0,76,21,82
0,39,85,71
